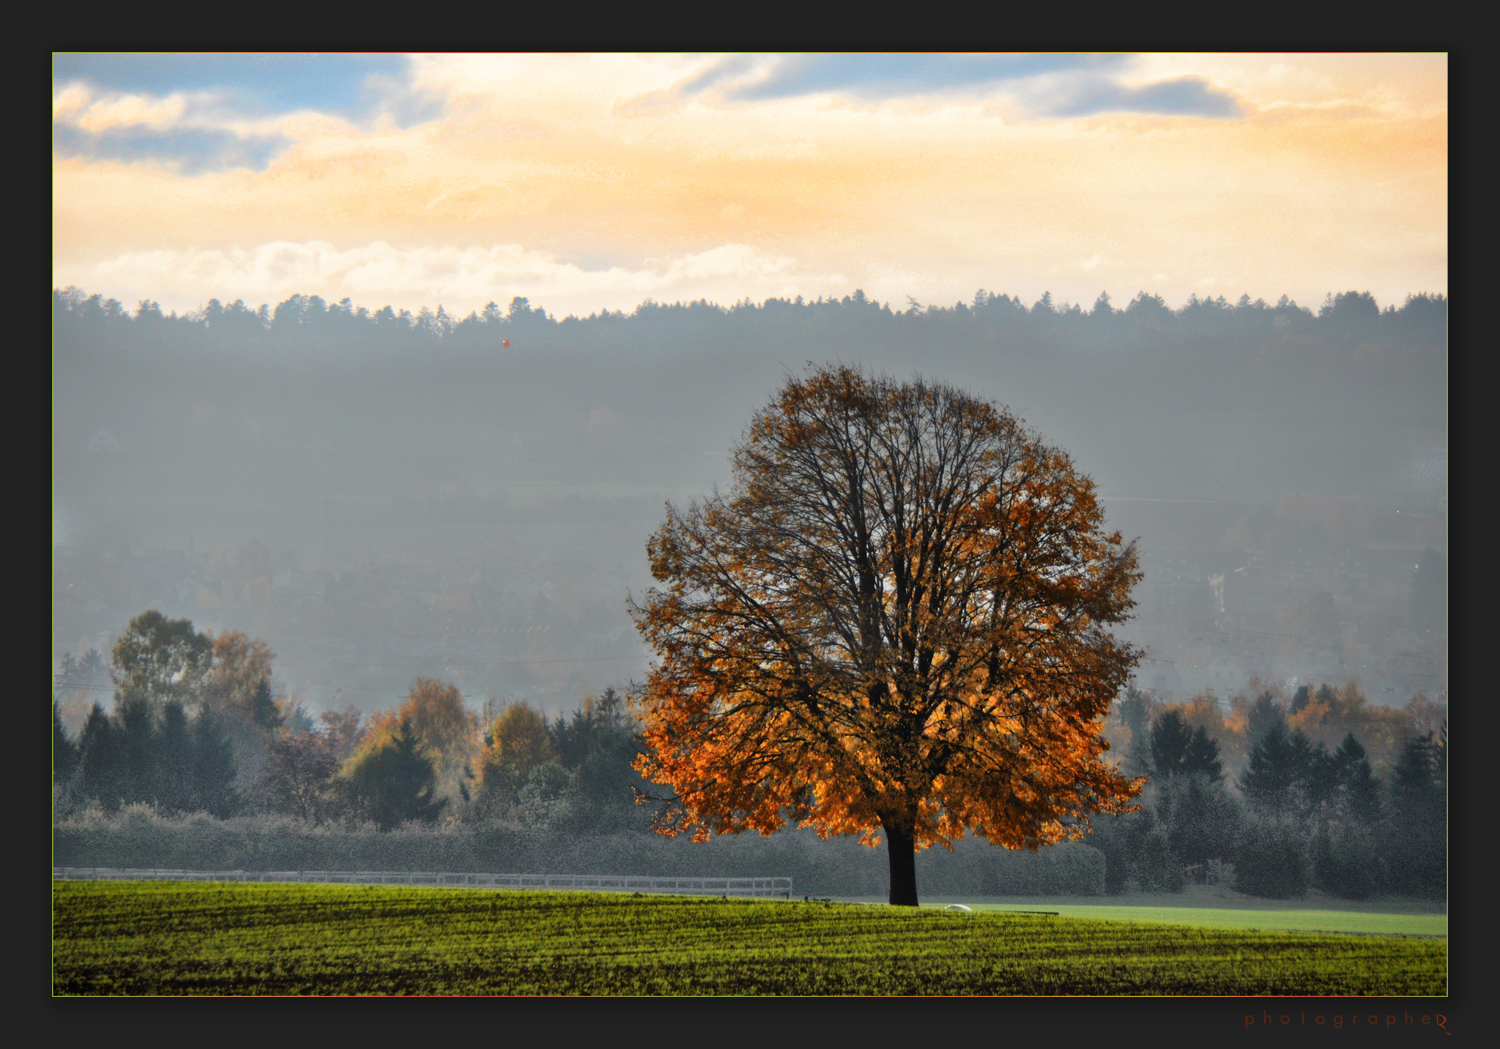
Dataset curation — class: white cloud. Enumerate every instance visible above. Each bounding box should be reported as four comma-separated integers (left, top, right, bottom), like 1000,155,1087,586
52,83,91,120
56,240,849,318
73,92,190,133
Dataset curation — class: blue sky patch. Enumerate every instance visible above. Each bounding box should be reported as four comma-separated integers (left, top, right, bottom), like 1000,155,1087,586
52,53,446,173
1046,76,1243,119
53,122,292,175
723,53,1125,102
52,54,440,124
690,53,1241,119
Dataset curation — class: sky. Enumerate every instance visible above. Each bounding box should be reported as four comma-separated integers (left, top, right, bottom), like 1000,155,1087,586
52,53,1448,319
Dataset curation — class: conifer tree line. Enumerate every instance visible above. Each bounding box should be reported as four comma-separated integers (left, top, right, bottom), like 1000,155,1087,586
52,285,1446,361
1091,686,1446,899
54,611,657,836
55,612,1444,900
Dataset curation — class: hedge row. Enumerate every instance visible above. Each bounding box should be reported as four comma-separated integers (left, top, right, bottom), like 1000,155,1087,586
53,815,1104,897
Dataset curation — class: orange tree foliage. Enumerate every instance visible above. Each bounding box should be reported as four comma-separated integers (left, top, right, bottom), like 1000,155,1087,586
201,631,278,722
476,702,558,813
630,367,1144,905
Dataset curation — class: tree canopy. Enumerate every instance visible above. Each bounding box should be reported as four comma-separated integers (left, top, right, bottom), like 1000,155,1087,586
344,719,446,830
476,702,557,814
631,365,1143,905
201,631,277,722
1148,709,1224,783
110,611,212,710
343,678,477,810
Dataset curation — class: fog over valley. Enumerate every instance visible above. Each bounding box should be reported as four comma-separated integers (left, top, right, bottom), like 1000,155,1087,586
52,287,1446,730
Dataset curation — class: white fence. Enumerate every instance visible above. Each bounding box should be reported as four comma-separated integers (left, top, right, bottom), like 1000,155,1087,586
53,868,793,898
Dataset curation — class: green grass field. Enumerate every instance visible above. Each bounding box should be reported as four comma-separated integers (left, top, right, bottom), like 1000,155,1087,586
966,904,1444,937
53,881,1446,996
880,896,1448,938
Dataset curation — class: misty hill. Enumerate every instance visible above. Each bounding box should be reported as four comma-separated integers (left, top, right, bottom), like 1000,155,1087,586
52,287,1446,717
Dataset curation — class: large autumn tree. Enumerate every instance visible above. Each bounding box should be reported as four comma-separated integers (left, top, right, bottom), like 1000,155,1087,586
631,366,1143,905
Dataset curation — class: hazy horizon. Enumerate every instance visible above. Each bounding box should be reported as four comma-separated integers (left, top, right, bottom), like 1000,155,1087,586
52,284,1447,724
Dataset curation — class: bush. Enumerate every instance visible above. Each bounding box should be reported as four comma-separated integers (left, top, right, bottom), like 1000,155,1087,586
1155,774,1240,867
512,763,576,831
1084,813,1134,895
1084,805,1191,895
1133,828,1186,893
53,812,1104,897
1234,821,1307,899
1312,825,1382,900
1379,833,1446,900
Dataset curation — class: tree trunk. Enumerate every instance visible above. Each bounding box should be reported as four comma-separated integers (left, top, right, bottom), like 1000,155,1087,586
885,820,919,906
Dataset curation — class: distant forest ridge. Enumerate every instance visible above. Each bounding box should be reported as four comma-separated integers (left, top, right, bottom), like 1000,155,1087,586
53,286,1447,354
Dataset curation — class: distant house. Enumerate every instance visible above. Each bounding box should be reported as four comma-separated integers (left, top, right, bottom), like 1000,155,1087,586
88,429,119,454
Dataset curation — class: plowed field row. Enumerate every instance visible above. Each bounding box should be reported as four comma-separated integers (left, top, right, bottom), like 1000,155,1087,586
52,881,1447,996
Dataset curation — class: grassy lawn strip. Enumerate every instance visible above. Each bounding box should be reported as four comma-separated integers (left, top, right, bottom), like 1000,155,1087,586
53,881,1447,996
946,904,1447,938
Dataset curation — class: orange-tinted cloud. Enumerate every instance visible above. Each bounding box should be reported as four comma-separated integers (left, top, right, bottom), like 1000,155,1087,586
52,53,1446,318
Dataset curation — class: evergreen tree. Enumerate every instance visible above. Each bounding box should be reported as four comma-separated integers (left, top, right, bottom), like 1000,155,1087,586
1245,691,1286,746
1303,741,1341,818
1149,710,1193,778
1238,722,1314,820
189,708,239,817
116,698,158,806
53,700,78,784
544,688,649,828
347,719,446,831
1332,733,1381,823
1183,728,1224,783
1315,683,1338,710
154,701,195,814
1289,684,1312,715
76,703,124,810
1394,731,1445,800
1148,709,1223,783
1385,730,1446,897
1116,688,1154,778
55,649,108,697
248,678,284,731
